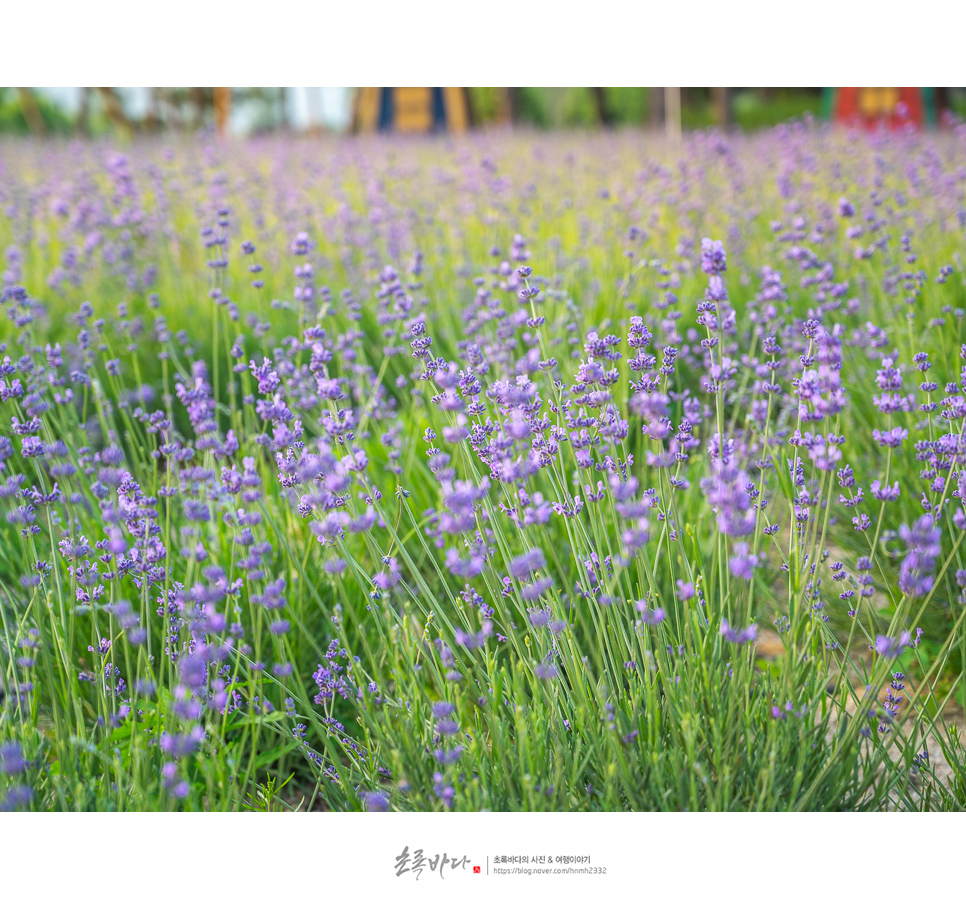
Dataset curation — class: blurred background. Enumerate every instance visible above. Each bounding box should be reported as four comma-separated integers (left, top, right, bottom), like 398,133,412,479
2,87,965,137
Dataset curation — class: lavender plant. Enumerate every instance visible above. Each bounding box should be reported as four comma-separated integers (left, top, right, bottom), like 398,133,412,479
1,121,965,812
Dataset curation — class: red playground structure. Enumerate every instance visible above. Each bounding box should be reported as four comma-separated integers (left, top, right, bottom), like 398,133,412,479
825,87,936,129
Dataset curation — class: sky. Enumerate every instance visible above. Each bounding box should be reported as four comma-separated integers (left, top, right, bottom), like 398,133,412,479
37,87,353,133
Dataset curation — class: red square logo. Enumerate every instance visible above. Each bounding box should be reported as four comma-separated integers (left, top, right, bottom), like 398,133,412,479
473,866,481,874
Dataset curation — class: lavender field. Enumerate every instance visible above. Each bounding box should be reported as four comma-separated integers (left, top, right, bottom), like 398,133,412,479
1,122,965,812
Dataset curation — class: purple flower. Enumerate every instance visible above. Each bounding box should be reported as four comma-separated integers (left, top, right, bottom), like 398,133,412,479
720,619,758,645
0,785,32,812
252,577,286,609
874,633,911,658
635,600,666,626
434,747,463,765
728,542,759,580
454,620,492,650
88,637,111,656
898,515,941,597
508,548,546,580
183,500,210,522
621,518,650,549
432,701,456,719
435,714,459,736
0,742,25,775
528,608,550,628
872,427,908,449
521,576,554,600
433,772,455,809
700,460,756,537
445,548,485,579
700,238,727,275
160,725,204,757
362,791,390,812
870,480,900,502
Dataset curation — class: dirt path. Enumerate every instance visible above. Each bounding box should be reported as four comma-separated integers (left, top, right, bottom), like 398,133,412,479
755,628,964,807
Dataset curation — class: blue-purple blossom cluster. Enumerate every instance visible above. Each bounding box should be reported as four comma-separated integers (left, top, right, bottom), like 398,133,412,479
1,122,965,812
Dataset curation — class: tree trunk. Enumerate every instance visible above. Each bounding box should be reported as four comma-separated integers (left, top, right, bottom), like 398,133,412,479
664,87,681,142
16,88,45,136
463,88,478,128
592,87,613,126
649,87,665,129
188,87,206,129
278,88,289,130
97,88,133,134
711,87,732,128
143,87,161,134
508,88,521,124
214,87,231,136
76,87,91,137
